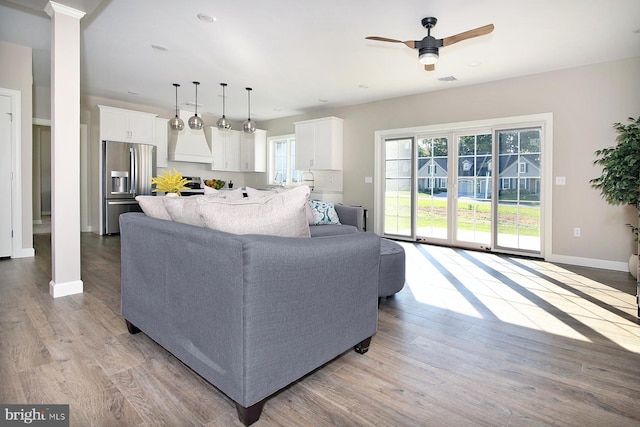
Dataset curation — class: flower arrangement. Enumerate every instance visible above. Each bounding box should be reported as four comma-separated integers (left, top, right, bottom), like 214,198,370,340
151,168,191,195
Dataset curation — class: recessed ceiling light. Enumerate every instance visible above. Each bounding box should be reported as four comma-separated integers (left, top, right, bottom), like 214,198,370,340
467,61,481,67
438,76,457,82
318,99,328,103
127,91,139,95
358,84,369,89
151,44,168,51
197,13,216,23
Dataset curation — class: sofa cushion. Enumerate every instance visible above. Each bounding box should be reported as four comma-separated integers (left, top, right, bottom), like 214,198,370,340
197,185,311,237
135,195,171,221
309,200,341,225
309,224,359,237
163,195,206,226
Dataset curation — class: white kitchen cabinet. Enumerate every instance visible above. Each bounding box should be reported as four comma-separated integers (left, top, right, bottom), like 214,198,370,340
240,129,267,172
209,127,241,171
294,116,343,170
98,105,156,144
154,118,169,167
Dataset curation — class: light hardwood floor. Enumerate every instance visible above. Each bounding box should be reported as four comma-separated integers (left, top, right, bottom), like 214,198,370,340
1,233,639,426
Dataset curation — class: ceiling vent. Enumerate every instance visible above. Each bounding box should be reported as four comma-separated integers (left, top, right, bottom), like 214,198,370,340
438,76,457,82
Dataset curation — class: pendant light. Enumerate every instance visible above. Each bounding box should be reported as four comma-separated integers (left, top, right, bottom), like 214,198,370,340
168,83,185,131
242,87,256,134
188,81,204,130
216,83,232,131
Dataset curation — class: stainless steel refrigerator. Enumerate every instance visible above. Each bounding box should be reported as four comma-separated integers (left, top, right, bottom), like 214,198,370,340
102,141,156,234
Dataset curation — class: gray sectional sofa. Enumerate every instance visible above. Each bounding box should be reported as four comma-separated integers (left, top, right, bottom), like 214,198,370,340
119,209,380,425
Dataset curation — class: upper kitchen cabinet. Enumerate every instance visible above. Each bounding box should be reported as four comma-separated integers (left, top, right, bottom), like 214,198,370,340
294,116,343,170
209,127,241,171
98,105,156,144
240,129,267,172
154,117,169,167
209,128,267,172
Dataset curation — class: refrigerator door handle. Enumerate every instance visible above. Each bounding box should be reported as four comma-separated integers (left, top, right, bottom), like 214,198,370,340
130,147,137,196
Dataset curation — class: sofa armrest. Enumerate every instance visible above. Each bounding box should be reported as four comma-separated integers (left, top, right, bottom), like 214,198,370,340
334,203,365,231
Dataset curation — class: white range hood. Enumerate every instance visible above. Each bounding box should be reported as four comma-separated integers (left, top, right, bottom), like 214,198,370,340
168,110,213,163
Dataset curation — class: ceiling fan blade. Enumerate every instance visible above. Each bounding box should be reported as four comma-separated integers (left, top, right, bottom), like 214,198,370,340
366,36,415,49
442,24,494,47
424,64,435,72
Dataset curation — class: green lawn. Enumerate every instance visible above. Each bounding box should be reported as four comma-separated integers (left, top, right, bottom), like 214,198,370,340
385,192,540,237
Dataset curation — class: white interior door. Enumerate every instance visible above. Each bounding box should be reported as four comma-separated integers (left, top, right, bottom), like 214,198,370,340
0,95,12,257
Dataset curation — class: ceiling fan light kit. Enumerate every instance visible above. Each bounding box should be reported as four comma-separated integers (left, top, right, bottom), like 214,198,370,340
188,81,204,130
366,16,494,72
168,83,185,131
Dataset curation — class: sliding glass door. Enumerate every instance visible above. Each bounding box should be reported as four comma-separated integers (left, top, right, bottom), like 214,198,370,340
416,137,449,240
496,128,541,252
382,124,543,257
455,132,492,247
383,138,412,238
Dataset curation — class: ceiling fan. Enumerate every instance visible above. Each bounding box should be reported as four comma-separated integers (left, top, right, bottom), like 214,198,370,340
366,17,494,71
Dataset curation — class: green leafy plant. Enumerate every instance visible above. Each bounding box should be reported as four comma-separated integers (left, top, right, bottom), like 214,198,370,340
151,168,191,195
590,116,640,240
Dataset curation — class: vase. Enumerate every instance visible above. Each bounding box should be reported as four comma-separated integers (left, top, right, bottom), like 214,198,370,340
166,192,179,198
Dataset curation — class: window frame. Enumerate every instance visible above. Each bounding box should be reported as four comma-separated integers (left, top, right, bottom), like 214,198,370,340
268,134,303,186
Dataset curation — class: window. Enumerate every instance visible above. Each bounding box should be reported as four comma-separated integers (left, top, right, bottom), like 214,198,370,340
427,164,437,175
519,161,528,174
269,135,303,186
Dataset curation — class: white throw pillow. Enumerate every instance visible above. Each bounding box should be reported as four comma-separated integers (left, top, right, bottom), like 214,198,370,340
163,195,205,226
136,195,171,220
245,186,278,199
197,185,311,237
225,187,246,200
203,186,219,195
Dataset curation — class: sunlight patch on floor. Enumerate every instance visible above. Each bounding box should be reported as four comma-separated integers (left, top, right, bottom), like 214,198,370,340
400,242,640,353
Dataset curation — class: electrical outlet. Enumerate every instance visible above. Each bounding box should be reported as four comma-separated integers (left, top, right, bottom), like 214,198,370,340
573,227,581,237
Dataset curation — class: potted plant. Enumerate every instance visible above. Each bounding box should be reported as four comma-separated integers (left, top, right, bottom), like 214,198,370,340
151,168,191,196
590,116,640,277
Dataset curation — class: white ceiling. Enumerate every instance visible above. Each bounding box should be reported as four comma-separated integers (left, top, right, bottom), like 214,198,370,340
1,0,639,124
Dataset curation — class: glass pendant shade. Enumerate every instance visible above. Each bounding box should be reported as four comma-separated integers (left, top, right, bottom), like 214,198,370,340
216,83,232,130
188,81,203,130
242,119,256,134
242,87,256,134
169,83,184,131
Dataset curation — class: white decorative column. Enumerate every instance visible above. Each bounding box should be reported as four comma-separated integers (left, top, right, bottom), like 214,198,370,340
46,1,85,298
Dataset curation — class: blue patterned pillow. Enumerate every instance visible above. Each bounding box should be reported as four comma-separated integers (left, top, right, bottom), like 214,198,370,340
309,200,341,225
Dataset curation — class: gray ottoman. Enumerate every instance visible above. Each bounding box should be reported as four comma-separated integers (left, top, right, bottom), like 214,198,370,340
379,238,406,299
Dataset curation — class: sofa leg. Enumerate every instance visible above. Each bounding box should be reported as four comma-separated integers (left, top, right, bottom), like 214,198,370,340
125,319,140,334
354,336,372,354
235,399,266,426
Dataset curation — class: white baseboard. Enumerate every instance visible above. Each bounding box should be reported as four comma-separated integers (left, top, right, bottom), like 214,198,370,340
49,279,84,298
547,253,629,272
12,248,35,258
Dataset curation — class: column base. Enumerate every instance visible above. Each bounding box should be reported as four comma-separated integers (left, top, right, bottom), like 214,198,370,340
49,279,83,298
